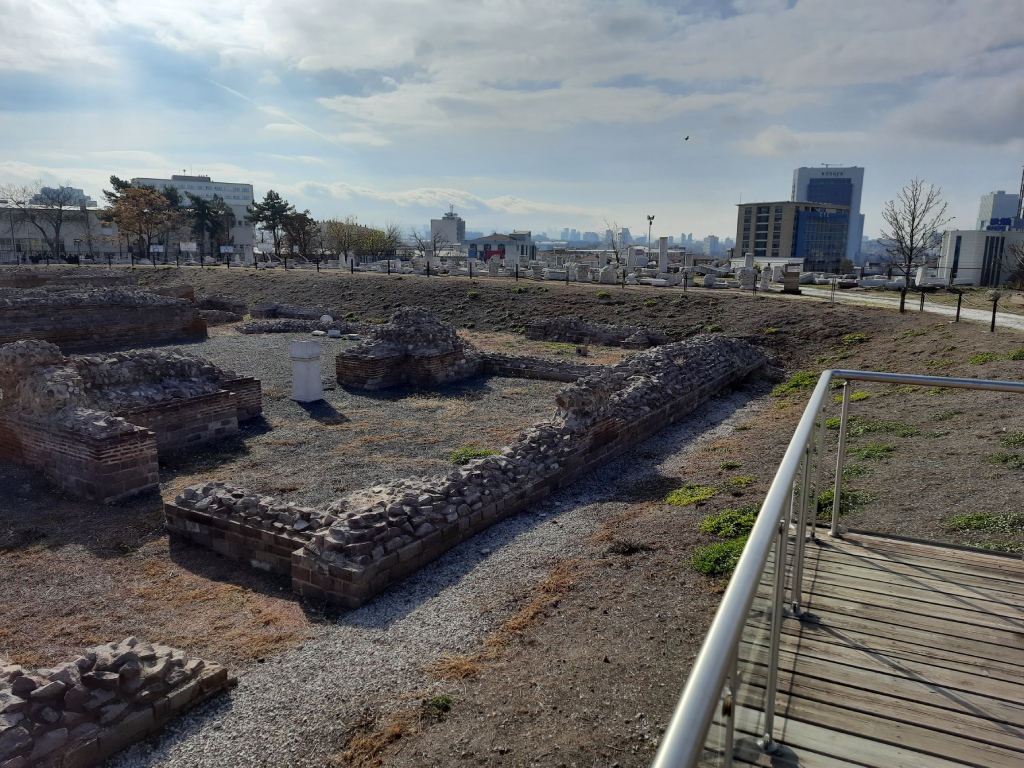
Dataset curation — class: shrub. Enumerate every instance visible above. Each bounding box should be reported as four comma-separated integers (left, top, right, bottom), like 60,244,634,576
596,290,612,299
1008,349,1024,361
851,443,895,460
970,352,1002,364
771,371,819,397
450,445,498,465
466,290,480,299
719,460,742,470
666,484,718,506
511,285,528,294
816,486,870,519
425,695,452,717
843,333,871,344
989,452,1024,469
691,537,747,575
700,505,759,537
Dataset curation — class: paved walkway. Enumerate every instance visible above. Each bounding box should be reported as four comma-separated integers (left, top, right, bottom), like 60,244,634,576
788,287,1024,332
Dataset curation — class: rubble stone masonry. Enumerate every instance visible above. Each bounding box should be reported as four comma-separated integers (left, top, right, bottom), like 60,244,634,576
0,638,231,768
168,334,766,608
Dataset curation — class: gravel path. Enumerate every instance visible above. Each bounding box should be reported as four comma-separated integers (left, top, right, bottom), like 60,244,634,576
107,385,765,768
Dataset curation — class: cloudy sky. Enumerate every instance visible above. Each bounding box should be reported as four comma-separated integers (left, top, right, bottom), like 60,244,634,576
2,0,1022,241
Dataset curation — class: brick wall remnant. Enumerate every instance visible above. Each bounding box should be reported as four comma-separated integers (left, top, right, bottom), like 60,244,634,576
335,307,482,390
0,267,137,290
0,638,231,768
0,340,262,501
250,302,331,321
524,316,670,349
168,335,767,606
237,319,372,336
195,293,247,315
0,287,206,351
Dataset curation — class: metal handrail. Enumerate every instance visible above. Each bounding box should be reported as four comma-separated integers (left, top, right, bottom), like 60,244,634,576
652,369,1024,768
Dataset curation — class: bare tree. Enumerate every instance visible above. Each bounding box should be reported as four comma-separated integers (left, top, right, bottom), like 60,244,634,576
880,178,951,312
322,216,366,264
0,180,85,263
1004,240,1024,289
409,224,451,263
603,219,625,264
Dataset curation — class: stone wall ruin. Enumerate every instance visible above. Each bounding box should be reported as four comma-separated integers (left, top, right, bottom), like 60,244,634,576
524,316,670,349
0,639,231,768
167,335,766,607
0,340,262,502
0,287,206,352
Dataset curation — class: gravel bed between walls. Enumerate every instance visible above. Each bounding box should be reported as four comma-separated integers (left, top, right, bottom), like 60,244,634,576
107,385,764,768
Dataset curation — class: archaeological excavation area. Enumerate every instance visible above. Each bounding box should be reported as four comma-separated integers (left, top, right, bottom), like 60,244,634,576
20,265,999,767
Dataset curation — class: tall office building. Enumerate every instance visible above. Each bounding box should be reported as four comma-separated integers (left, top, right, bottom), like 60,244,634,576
560,228,570,241
132,174,254,248
431,206,466,246
736,201,849,273
792,166,864,263
977,191,1020,229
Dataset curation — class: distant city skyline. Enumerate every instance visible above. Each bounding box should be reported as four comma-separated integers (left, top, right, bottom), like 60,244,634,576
1,1,1020,242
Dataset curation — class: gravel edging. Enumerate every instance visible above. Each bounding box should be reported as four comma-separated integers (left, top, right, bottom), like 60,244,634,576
107,384,766,768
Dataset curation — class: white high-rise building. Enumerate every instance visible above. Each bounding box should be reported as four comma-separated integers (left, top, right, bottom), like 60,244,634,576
430,206,466,247
792,166,865,263
977,191,1020,229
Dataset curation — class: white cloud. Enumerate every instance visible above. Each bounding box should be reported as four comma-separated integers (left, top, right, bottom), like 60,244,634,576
735,125,866,157
258,70,280,85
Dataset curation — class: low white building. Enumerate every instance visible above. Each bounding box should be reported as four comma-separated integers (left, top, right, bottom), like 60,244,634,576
464,231,535,263
936,228,1024,286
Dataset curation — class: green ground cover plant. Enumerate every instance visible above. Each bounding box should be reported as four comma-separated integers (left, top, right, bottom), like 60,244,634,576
969,352,1002,364
772,371,819,397
690,537,747,576
843,333,871,344
989,452,1024,469
666,484,718,506
851,443,896,460
1001,432,1024,448
944,512,1024,534
1008,349,1024,361
699,505,759,538
816,486,871,519
450,446,499,465
719,460,742,470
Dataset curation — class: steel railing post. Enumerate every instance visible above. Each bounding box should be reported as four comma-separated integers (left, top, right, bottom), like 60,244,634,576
811,400,828,541
760,496,791,754
723,646,738,768
830,382,851,537
790,443,812,615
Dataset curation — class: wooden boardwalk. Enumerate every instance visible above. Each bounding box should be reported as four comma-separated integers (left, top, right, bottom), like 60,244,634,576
731,532,1024,768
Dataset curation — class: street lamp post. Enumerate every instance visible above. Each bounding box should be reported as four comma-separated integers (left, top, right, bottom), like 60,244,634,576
647,215,655,265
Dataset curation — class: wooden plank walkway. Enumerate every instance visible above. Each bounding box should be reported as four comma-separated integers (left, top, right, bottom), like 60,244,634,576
731,532,1024,768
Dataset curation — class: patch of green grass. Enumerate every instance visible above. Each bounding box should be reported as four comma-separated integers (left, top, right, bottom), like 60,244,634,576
734,424,753,431
450,445,499,465
895,386,921,393
763,327,778,334
816,486,871,519
975,542,1024,554
643,298,659,307
825,417,919,437
901,329,929,338
843,333,871,344
842,463,871,478
727,475,756,488
851,443,896,460
924,359,954,368
1008,349,1024,361
944,512,1024,534
596,290,612,299
816,351,853,365
666,484,718,506
930,409,963,422
543,342,576,355
926,387,952,395
719,460,742,470
700,505,759,538
425,695,452,717
705,323,722,332
772,371,819,397
1002,432,1024,448
834,390,870,403
989,452,1024,469
342,311,357,320
969,352,1002,364
511,285,528,294
690,537,747,576
466,290,481,299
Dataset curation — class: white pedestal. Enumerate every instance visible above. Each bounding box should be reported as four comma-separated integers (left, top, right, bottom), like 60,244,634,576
290,340,323,403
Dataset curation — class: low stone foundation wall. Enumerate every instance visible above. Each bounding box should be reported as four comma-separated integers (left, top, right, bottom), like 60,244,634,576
0,414,159,503
168,336,767,607
0,268,137,290
0,288,206,352
250,302,330,320
336,349,482,390
525,316,669,349
481,353,601,382
0,342,263,501
0,639,231,768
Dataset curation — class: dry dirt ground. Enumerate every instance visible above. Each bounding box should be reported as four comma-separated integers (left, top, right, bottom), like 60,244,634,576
5,266,1024,766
